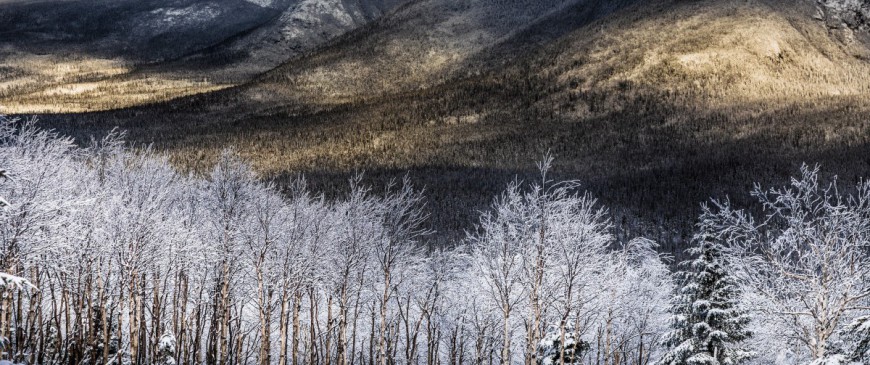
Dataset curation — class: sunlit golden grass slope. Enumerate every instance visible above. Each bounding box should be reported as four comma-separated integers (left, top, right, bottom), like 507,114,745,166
42,0,870,188
538,0,870,115
0,51,232,114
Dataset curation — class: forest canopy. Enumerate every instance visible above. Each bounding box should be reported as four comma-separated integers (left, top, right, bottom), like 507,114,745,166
0,117,868,365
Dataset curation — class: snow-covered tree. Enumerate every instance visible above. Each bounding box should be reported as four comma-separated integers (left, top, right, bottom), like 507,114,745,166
9,118,836,365
0,272,33,292
468,155,675,365
201,151,256,365
468,182,529,365
536,323,590,365
598,238,673,365
700,165,870,363
0,167,31,291
816,316,870,365
0,168,9,209
372,176,428,365
842,316,870,364
156,333,177,365
322,175,380,365
657,236,752,365
531,155,612,365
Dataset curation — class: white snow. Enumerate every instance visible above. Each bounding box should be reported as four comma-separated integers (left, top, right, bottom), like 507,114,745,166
149,5,221,24
0,272,35,291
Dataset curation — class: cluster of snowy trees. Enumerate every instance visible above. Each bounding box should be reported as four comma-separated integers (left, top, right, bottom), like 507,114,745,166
0,117,868,365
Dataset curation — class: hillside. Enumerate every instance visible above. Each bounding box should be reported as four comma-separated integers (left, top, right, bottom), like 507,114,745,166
31,0,870,250
180,0,409,81
0,0,407,113
248,0,640,104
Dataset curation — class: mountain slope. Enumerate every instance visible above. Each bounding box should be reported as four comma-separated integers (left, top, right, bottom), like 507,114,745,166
0,0,282,62
539,0,870,112
246,0,870,107
246,0,640,105
38,0,870,248
172,0,409,82
0,0,408,113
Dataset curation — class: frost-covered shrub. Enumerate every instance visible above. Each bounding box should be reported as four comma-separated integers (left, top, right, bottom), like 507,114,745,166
807,353,864,365
825,316,870,365
536,325,589,365
156,333,177,365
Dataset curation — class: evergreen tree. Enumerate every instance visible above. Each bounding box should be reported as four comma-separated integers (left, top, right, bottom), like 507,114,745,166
816,316,870,365
0,168,9,208
156,333,177,365
843,316,870,364
535,324,590,365
657,236,753,365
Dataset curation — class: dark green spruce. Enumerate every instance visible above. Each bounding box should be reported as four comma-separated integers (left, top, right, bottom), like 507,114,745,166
657,236,752,365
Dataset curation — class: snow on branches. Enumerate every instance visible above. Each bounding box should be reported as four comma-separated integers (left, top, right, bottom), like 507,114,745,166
0,272,35,292
700,164,870,363
657,237,753,365
4,117,870,365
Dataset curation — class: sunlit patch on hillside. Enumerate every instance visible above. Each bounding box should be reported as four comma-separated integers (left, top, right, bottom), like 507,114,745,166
0,50,233,114
549,0,870,114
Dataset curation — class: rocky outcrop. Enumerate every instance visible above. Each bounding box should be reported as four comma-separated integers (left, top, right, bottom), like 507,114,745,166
817,0,869,30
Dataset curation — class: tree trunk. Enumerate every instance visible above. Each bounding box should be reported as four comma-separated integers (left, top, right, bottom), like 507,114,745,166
337,284,349,365
308,289,318,365
220,264,231,365
278,287,290,365
378,270,391,365
502,307,511,365
325,295,333,365
292,291,302,365
129,270,140,365
257,268,272,365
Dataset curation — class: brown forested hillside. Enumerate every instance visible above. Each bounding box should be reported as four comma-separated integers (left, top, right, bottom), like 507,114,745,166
29,0,870,253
